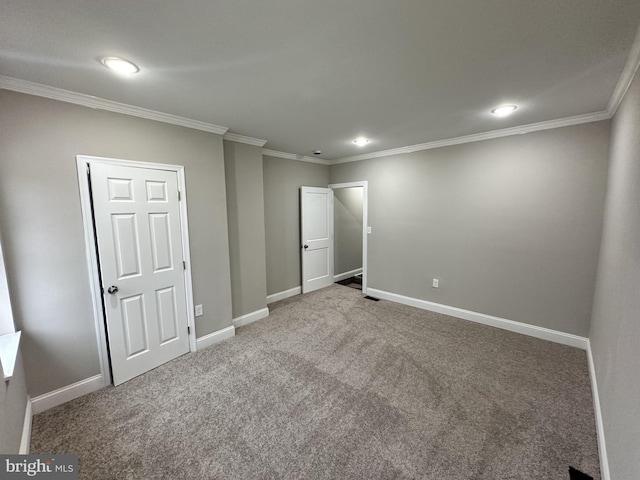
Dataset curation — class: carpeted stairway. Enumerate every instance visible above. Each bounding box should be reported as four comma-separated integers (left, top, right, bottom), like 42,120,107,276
30,284,601,479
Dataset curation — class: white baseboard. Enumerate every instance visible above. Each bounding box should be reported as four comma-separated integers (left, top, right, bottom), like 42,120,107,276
233,307,269,328
19,396,32,454
333,268,363,282
587,341,610,480
267,286,301,304
31,374,104,415
196,325,235,350
366,288,589,350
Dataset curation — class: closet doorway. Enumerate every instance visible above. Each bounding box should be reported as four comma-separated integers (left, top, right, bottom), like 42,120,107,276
329,182,368,295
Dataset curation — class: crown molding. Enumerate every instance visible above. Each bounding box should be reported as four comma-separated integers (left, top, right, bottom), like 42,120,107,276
332,110,611,165
262,148,331,166
0,75,229,135
223,132,267,147
607,23,640,116
4,48,636,167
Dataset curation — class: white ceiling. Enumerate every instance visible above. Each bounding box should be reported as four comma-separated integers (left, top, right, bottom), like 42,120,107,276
1,1,640,160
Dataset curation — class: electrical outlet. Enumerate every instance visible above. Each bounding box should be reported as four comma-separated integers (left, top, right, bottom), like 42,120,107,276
432,279,439,288
367,226,372,234
195,304,203,316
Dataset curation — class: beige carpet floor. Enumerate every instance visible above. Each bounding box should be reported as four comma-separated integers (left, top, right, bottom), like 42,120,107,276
30,284,601,479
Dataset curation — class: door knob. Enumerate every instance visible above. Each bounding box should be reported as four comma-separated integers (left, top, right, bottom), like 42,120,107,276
107,286,119,294
303,244,309,249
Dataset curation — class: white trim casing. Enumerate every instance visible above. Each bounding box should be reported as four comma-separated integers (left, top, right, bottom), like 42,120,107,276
19,397,32,454
223,132,267,147
333,268,363,283
195,326,235,350
76,160,112,387
266,287,301,304
587,341,610,480
232,308,269,329
0,76,228,135
366,288,589,350
31,374,104,415
76,155,198,388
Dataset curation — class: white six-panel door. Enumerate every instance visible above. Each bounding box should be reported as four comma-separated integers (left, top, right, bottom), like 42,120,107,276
301,187,334,293
90,163,190,385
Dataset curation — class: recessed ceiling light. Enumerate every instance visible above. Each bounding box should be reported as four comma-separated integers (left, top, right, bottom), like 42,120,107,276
353,137,370,146
313,150,322,155
491,105,518,117
100,56,140,75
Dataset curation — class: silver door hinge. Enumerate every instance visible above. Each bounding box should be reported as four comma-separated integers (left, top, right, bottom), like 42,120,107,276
187,326,191,335
178,191,181,201
183,260,186,270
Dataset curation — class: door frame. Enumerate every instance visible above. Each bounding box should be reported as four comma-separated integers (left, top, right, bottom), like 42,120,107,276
328,181,368,295
76,155,197,387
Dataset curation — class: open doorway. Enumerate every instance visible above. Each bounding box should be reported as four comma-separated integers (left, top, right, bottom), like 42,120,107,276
329,182,368,295
300,181,368,295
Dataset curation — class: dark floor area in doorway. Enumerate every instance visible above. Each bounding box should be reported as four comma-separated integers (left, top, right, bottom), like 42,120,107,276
335,275,362,291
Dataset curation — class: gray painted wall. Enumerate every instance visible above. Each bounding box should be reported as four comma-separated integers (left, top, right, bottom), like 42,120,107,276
263,155,329,295
0,90,233,397
0,351,27,453
330,122,610,336
590,72,640,480
224,141,268,318
334,187,363,275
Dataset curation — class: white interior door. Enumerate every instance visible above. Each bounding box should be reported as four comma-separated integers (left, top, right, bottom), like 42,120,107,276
301,187,334,293
90,162,190,385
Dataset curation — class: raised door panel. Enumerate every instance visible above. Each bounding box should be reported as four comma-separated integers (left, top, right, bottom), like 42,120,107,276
121,294,149,358
149,213,173,272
